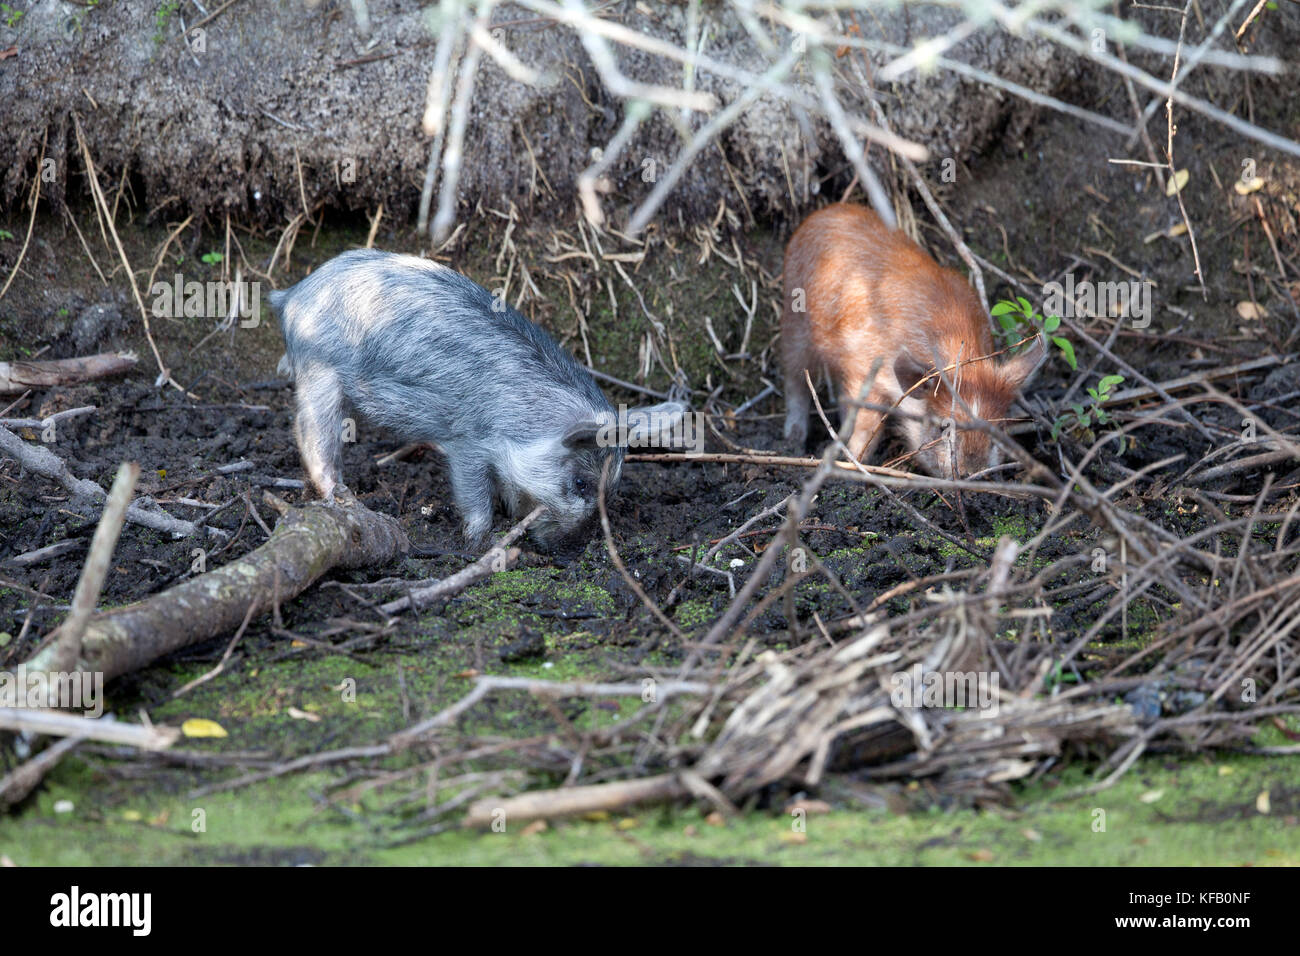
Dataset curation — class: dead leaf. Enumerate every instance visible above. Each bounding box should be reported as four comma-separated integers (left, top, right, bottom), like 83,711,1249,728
1234,176,1265,195
181,718,228,738
1236,301,1268,320
968,849,995,862
1257,790,1271,815
1143,222,1189,243
1139,789,1164,804
1165,168,1190,196
288,707,321,722
521,820,548,836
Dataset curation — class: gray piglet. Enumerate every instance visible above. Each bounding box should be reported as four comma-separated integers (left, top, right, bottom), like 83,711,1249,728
270,249,684,553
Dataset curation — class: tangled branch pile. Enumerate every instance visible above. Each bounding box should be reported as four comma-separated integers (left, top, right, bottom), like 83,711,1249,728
336,404,1300,832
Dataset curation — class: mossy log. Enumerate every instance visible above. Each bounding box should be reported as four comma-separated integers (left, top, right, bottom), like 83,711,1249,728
25,497,408,684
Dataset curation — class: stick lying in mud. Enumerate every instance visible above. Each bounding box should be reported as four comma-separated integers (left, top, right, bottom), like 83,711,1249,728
462,774,690,829
0,425,219,540
0,352,137,394
378,506,544,615
46,462,139,677
0,733,83,807
0,405,96,431
0,709,178,750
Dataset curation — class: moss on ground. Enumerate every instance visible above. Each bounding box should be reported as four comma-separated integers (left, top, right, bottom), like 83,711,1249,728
4,750,1296,866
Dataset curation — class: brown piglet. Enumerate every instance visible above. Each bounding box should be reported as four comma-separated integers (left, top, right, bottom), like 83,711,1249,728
781,203,1046,478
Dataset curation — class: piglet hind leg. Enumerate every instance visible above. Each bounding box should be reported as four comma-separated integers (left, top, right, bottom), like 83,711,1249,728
780,312,815,448
292,362,346,500
782,365,812,448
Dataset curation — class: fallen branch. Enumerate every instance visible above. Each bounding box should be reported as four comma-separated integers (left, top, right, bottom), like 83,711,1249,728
0,405,97,431
1186,447,1300,486
0,425,217,540
24,496,408,685
35,462,139,681
377,506,543,616
463,774,688,828
2,539,85,568
0,708,179,751
0,353,137,394
1105,354,1290,408
0,733,83,807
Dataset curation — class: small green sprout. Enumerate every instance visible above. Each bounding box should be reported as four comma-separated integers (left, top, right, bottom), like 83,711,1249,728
991,296,1076,370
1051,374,1126,445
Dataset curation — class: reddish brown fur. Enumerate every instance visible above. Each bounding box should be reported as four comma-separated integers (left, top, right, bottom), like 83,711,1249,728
780,204,1044,477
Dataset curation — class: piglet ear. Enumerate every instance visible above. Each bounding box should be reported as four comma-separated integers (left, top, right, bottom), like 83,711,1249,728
562,413,610,450
1002,332,1048,390
893,353,932,396
625,401,687,447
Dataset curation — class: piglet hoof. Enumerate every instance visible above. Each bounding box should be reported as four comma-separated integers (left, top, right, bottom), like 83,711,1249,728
462,523,493,554
324,485,358,507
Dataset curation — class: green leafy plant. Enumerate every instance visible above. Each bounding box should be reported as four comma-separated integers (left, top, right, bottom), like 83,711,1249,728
1043,660,1082,691
153,1,180,45
1,4,23,28
0,229,13,241
1051,374,1126,443
200,251,224,265
990,296,1076,370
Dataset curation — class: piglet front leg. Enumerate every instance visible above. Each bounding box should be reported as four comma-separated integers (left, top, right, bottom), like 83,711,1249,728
446,452,496,551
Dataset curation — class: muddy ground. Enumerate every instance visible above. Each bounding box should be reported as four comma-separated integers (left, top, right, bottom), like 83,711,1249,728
1,105,1298,864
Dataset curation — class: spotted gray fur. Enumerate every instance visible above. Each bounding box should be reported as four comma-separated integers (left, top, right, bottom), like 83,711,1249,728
271,249,683,552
